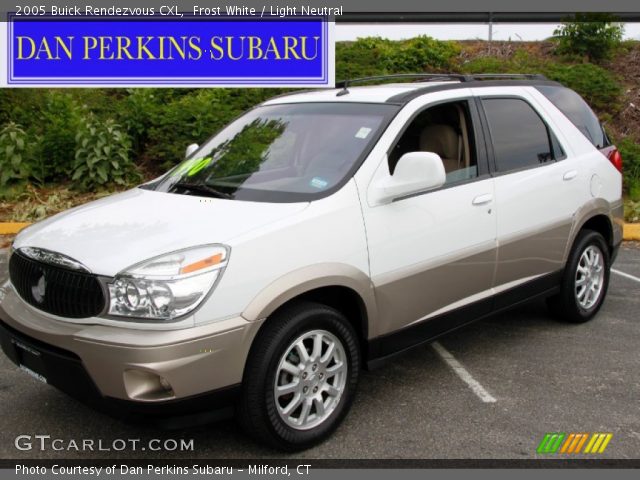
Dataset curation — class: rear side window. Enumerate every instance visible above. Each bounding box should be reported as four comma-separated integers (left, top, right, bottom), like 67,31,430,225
482,98,556,172
535,85,610,148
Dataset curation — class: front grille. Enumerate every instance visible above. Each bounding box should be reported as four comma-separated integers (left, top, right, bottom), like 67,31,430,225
9,251,105,319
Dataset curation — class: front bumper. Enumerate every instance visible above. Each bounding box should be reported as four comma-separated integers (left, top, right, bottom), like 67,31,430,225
0,285,262,425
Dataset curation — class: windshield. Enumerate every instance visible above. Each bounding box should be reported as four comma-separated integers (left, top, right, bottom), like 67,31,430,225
154,102,398,202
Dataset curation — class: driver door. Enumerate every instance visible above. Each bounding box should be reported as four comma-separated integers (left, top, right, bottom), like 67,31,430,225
357,93,497,355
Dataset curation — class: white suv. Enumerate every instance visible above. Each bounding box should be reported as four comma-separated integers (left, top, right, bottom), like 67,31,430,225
0,74,624,450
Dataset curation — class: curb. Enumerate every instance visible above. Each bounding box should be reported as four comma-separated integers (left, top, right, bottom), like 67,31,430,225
2,222,640,240
0,223,31,235
625,223,640,241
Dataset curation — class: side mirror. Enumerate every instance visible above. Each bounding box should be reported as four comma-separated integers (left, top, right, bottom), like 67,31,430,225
373,152,446,204
185,143,199,159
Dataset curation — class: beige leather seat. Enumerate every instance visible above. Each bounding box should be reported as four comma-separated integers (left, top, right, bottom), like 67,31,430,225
419,124,461,173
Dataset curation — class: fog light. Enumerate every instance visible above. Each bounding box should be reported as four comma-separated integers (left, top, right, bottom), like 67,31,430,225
159,376,172,391
123,369,175,401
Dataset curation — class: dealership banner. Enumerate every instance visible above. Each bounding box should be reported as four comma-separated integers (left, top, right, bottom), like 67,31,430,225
0,15,334,87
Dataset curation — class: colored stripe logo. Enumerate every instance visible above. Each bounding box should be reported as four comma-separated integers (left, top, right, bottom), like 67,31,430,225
537,433,613,454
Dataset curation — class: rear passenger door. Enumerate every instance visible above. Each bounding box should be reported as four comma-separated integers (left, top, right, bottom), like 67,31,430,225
474,88,583,298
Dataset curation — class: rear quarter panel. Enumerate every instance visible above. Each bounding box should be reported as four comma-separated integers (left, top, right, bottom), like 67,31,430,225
527,87,623,257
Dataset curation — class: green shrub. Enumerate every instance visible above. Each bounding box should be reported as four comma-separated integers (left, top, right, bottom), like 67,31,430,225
146,89,235,170
460,50,546,75
628,181,640,203
117,89,159,156
625,199,640,223
34,92,82,182
618,138,640,201
72,116,139,190
336,37,395,79
0,123,31,187
388,36,461,73
543,63,622,112
336,36,460,80
460,57,514,74
145,88,274,170
460,54,622,113
553,14,624,62
0,90,49,129
1,91,85,184
0,91,10,126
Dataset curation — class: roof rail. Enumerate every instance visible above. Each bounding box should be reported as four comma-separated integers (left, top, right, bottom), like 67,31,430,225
463,73,548,81
335,73,547,96
336,73,466,96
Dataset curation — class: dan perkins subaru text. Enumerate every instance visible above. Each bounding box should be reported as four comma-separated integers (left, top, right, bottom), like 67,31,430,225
16,34,321,61
16,465,307,476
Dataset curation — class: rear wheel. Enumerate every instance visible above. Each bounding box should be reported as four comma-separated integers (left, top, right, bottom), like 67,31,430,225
238,301,360,450
547,229,610,323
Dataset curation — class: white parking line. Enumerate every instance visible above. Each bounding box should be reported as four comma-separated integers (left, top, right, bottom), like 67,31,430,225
612,268,640,283
431,341,497,403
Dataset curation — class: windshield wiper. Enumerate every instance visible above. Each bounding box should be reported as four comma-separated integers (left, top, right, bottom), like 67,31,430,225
171,182,234,200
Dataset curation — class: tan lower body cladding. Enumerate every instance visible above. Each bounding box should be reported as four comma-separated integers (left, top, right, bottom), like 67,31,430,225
372,221,572,337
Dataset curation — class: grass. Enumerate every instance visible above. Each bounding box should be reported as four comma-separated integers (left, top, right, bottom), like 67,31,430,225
625,199,640,223
0,184,119,222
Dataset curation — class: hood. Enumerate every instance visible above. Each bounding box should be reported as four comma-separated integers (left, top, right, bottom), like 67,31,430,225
13,188,308,276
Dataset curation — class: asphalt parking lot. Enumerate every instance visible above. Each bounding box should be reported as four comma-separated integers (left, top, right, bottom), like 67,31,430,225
0,242,638,460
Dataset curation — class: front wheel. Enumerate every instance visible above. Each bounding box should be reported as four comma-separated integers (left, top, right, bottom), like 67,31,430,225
238,301,360,451
547,229,611,323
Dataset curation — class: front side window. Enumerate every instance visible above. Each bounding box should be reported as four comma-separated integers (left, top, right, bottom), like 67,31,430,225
154,103,398,202
389,100,479,185
482,98,558,172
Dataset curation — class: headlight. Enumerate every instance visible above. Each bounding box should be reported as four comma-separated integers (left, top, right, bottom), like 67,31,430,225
106,245,229,321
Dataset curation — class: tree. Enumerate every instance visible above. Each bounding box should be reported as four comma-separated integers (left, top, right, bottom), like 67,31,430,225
554,13,624,63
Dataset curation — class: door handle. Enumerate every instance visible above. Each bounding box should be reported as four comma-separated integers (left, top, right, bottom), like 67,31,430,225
472,193,493,206
563,170,578,181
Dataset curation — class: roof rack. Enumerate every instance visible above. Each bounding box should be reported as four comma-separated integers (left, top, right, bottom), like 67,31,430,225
336,73,466,96
335,73,547,96
463,73,547,81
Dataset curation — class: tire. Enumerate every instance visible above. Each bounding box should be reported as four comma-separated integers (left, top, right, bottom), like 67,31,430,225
238,301,360,451
547,229,611,323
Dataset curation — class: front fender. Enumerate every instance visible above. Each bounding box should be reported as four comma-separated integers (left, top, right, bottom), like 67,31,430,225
241,263,379,339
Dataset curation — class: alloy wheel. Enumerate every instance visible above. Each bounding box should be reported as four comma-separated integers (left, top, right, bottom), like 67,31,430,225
273,330,348,430
575,245,605,310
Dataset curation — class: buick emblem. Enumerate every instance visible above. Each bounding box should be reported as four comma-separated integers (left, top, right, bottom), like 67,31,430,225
31,274,47,304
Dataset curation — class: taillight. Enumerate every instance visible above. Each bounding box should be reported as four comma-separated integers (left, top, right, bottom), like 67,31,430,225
601,146,623,173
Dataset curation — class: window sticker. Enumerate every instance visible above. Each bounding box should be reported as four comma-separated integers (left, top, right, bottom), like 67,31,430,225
187,157,213,176
355,127,372,139
174,156,213,177
310,177,329,189
174,156,200,175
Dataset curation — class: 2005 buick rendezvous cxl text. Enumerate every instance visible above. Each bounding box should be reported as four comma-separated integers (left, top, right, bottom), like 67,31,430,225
0,74,624,450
